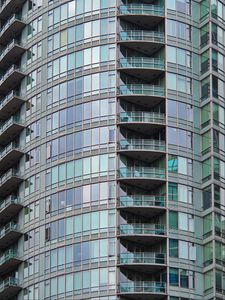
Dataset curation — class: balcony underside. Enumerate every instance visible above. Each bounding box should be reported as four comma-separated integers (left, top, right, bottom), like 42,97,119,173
0,0,26,20
0,202,23,224
119,234,166,246
0,95,24,120
0,44,26,69
0,257,22,275
0,71,25,95
119,292,166,300
118,94,165,109
0,20,26,45
0,175,23,198
118,123,165,136
0,123,24,146
119,206,166,218
0,230,22,249
118,177,165,190
118,149,165,163
119,263,166,274
0,285,21,300
0,148,23,172
118,41,164,56
119,15,164,28
119,67,164,82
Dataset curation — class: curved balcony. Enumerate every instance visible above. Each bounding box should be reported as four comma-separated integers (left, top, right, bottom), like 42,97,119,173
118,195,166,217
0,40,26,69
0,277,21,300
118,139,165,162
0,142,23,172
0,196,22,224
119,31,164,55
0,222,21,249
118,84,165,108
119,57,165,81
0,169,23,198
118,224,166,245
0,14,26,45
0,0,26,21
0,250,22,275
118,252,166,273
0,91,24,120
0,65,25,95
118,112,165,135
118,281,166,299
0,116,24,146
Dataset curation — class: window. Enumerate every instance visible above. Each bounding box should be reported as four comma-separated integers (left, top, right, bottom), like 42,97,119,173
167,20,191,41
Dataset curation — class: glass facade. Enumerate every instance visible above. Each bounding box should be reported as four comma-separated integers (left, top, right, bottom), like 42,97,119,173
0,0,223,300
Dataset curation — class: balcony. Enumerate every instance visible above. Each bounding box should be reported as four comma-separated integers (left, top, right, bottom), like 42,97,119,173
0,196,22,224
0,250,22,275
0,222,21,249
0,116,24,146
0,65,25,95
0,91,24,120
118,139,165,162
118,112,165,135
0,169,23,198
118,224,166,245
0,14,26,45
0,0,26,21
0,142,23,172
119,31,164,55
118,281,166,299
119,57,165,81
119,4,164,28
0,277,21,300
118,195,166,217
118,252,166,273
118,84,165,108
0,40,26,69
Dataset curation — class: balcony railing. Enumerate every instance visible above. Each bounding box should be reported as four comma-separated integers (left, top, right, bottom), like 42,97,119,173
119,252,166,264
119,57,165,70
119,112,165,124
0,142,21,159
119,224,166,235
119,4,164,16
0,222,18,237
0,277,20,296
0,39,22,59
119,281,166,294
119,84,165,97
119,195,166,207
0,65,24,84
0,195,20,212
118,167,165,180
119,30,165,43
0,249,19,266
118,139,165,151
0,115,22,133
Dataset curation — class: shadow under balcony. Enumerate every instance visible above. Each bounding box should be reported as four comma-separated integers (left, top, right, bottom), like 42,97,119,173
0,116,24,146
0,196,22,224
119,57,165,82
0,169,23,198
0,65,25,95
0,40,26,69
0,0,26,21
118,195,166,218
118,84,165,108
118,252,166,274
118,281,166,299
118,224,166,246
0,142,23,172
119,31,164,56
0,250,22,275
119,4,164,27
0,91,24,120
118,139,165,163
0,222,21,249
0,277,21,300
0,14,26,45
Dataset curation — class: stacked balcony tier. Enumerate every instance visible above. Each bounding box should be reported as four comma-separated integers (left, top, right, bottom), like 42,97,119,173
0,249,22,275
0,277,21,300
0,91,24,120
0,40,26,69
0,116,24,146
0,14,26,45
0,222,21,249
0,142,23,172
0,196,22,224
0,169,23,197
0,65,25,94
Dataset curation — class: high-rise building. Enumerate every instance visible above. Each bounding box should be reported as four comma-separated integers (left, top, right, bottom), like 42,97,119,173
0,0,224,299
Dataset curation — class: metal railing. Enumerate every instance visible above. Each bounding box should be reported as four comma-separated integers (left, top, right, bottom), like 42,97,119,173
118,167,165,179
0,142,21,159
0,90,21,109
0,249,18,265
119,57,165,69
119,84,165,96
0,14,23,36
119,252,166,264
118,139,165,151
119,112,165,123
119,30,165,43
0,195,20,212
0,277,19,292
119,4,164,16
0,222,19,238
0,40,22,61
119,281,166,293
0,115,22,133
0,168,21,186
119,195,165,207
119,224,166,235
0,65,24,85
